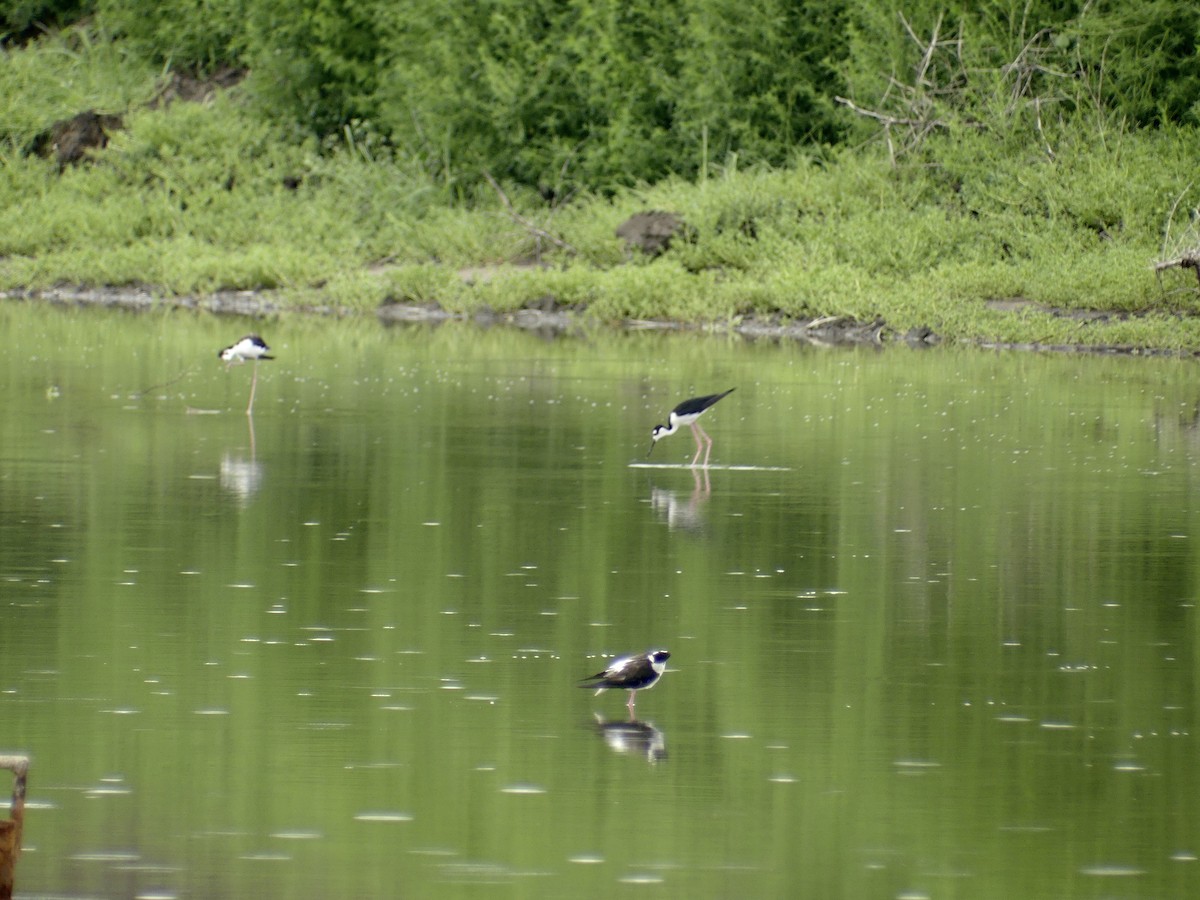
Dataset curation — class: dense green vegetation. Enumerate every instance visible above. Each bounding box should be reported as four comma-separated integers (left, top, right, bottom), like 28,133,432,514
3,1,1200,348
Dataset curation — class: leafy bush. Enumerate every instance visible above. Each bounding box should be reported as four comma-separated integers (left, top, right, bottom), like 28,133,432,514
93,0,246,72
370,0,848,190
11,0,1200,195
1,0,93,42
839,0,1200,156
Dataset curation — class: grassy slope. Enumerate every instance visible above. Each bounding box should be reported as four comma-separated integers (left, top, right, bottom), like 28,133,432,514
4,29,1200,350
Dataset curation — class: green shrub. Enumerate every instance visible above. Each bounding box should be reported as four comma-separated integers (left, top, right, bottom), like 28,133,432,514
17,0,1195,192
1,0,93,41
93,0,245,71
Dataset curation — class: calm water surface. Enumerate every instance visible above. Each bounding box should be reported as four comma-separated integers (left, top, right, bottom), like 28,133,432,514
2,302,1200,898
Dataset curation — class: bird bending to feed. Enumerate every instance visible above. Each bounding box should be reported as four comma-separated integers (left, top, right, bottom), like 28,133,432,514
218,334,274,415
579,649,670,714
219,334,274,367
648,388,735,467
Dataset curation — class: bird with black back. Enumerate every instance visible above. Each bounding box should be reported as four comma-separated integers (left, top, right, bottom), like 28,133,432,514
579,649,671,716
647,389,735,467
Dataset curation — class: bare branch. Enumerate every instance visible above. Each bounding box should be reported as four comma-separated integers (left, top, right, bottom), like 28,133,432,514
841,14,971,160
834,96,938,129
482,170,577,257
1160,184,1194,257
1153,253,1200,289
915,12,943,86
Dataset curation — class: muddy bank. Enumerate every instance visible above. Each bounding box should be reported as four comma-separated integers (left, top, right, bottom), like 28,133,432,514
0,286,902,346
2,286,1195,356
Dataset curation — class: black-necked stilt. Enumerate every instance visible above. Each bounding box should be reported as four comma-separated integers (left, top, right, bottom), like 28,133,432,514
648,389,735,467
579,649,670,714
218,335,274,415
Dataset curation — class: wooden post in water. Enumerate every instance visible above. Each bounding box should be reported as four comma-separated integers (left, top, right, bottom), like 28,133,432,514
0,755,29,900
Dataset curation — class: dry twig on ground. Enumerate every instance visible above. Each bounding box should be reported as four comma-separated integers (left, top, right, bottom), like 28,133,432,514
482,171,577,259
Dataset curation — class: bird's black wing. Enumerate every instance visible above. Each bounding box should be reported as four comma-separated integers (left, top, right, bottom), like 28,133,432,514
674,388,735,416
578,654,644,688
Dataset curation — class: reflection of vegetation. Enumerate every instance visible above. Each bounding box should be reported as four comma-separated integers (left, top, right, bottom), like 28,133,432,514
2,305,1200,894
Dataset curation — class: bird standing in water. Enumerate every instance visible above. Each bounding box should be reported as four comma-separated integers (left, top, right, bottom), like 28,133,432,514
219,334,274,415
579,649,671,715
648,389,735,467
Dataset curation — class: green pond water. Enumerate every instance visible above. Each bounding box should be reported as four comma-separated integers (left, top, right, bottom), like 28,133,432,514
2,301,1200,898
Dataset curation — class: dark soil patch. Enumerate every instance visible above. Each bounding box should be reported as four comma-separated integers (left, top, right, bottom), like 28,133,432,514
615,211,692,257
30,110,123,167
29,68,247,169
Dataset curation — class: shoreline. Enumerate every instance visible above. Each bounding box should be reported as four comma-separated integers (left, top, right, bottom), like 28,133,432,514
4,286,1198,358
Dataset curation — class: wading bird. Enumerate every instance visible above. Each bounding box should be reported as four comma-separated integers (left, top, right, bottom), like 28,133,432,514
219,334,274,415
579,649,671,715
648,389,734,467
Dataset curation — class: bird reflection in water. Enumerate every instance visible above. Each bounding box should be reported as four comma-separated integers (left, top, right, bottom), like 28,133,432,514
593,715,667,763
649,465,711,533
220,414,264,505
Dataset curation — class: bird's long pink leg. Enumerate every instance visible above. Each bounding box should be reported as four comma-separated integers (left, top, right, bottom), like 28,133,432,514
696,423,714,467
689,424,704,467
627,691,637,713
